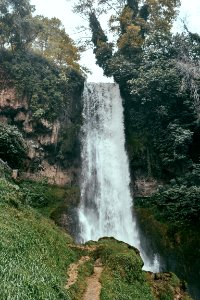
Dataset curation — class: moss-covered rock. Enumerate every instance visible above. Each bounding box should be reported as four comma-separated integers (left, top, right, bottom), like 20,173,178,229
82,238,192,300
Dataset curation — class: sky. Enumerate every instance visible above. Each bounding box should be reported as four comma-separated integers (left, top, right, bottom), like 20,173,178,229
30,0,200,82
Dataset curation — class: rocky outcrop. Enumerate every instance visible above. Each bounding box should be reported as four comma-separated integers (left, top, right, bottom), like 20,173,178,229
20,161,72,186
0,86,83,186
0,87,28,110
66,238,193,300
134,177,162,197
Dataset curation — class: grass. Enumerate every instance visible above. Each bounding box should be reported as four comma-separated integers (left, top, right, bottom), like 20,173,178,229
0,177,80,299
87,238,155,300
0,176,194,300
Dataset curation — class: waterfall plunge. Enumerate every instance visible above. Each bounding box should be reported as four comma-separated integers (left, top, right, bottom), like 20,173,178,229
78,83,159,272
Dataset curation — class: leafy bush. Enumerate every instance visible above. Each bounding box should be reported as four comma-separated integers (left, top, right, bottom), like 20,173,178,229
0,178,23,208
0,123,27,169
173,164,200,187
19,180,49,208
138,185,200,226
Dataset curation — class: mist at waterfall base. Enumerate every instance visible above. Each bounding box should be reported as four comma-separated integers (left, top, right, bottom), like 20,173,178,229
78,82,159,272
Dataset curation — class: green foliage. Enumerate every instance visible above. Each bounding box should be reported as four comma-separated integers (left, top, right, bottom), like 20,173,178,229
0,0,84,123
107,252,144,283
0,178,23,208
100,273,154,300
137,185,200,226
135,163,200,227
86,238,155,300
135,207,198,299
57,123,81,165
174,164,200,186
0,0,38,50
89,12,113,72
0,123,27,169
0,0,82,72
0,176,81,299
18,180,79,212
156,123,192,167
124,60,195,177
74,0,199,180
19,180,50,208
0,160,11,178
0,49,84,121
32,16,80,69
146,272,191,300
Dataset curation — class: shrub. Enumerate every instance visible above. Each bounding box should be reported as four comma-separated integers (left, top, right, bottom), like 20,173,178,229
0,123,27,169
139,185,200,226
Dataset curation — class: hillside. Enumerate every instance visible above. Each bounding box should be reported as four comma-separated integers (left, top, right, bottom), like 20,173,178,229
0,169,192,299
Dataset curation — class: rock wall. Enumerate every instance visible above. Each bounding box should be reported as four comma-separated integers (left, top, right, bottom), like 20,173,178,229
0,87,83,186
134,177,162,197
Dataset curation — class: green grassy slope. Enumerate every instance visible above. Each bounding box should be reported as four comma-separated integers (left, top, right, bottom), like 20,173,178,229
0,175,193,300
0,177,79,299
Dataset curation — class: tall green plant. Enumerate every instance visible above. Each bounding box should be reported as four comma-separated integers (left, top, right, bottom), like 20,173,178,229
0,123,27,169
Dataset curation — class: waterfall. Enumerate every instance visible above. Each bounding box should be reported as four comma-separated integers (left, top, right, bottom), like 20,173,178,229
78,82,159,272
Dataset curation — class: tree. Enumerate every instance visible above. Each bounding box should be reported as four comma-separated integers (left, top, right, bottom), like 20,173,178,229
0,0,39,50
32,16,80,69
72,0,181,90
0,0,84,121
171,32,200,120
0,0,81,70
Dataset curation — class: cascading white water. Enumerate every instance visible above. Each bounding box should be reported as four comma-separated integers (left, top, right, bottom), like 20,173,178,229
78,82,159,272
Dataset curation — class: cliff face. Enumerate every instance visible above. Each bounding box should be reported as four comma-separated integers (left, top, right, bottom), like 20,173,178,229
0,85,83,185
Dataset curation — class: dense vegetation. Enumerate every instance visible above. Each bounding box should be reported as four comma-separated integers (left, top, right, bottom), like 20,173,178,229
73,0,200,229
0,0,199,298
0,0,85,172
88,238,191,300
0,0,84,122
0,123,27,168
74,0,199,178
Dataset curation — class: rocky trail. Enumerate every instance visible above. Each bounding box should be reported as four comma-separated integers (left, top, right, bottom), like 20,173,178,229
65,240,191,300
82,259,103,300
65,255,91,289
65,245,103,299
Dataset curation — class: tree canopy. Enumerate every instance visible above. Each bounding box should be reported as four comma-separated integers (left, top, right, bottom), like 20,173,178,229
73,0,200,180
0,0,81,70
32,16,80,69
0,0,38,50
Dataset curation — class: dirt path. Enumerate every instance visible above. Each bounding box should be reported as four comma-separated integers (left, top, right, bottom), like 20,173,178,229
82,259,103,300
65,256,91,289
69,244,97,252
